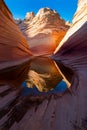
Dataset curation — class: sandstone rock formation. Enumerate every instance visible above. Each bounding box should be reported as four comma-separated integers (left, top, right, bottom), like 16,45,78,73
26,56,63,92
15,18,22,25
65,21,71,27
0,0,32,70
0,0,87,130
25,12,35,22
54,0,87,54
52,0,87,129
0,56,69,130
17,8,69,56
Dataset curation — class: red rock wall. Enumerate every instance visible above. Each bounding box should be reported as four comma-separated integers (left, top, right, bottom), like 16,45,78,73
0,0,32,70
0,1,87,130
53,0,87,67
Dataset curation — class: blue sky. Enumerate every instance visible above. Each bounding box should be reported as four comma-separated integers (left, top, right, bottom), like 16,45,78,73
4,0,78,22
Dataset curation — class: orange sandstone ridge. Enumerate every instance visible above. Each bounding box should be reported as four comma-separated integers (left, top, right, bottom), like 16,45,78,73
0,0,87,130
0,0,32,70
16,8,69,56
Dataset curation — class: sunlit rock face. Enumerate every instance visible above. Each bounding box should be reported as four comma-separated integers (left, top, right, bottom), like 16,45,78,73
1,1,87,130
53,0,87,70
65,21,71,27
25,12,35,22
53,0,87,56
52,1,87,129
0,0,32,70
17,8,69,56
52,1,87,94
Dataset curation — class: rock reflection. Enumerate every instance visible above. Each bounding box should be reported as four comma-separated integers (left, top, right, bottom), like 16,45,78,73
55,61,74,88
0,56,74,92
26,57,63,92
0,61,31,87
0,57,74,129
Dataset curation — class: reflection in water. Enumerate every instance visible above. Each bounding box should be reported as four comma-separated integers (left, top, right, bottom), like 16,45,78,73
0,56,73,93
55,61,74,83
0,57,74,129
0,61,31,87
26,57,63,92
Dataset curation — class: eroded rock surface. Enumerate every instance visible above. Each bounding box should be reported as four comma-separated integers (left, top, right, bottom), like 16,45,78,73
54,0,87,55
0,0,87,130
25,12,35,22
0,0,32,70
17,8,69,55
52,0,87,129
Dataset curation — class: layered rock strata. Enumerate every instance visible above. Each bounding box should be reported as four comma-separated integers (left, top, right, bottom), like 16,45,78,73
17,8,69,55
52,0,87,129
0,0,87,130
0,0,32,70
25,12,35,22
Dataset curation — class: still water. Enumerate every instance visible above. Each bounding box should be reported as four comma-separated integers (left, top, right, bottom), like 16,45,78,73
0,56,74,95
0,56,74,129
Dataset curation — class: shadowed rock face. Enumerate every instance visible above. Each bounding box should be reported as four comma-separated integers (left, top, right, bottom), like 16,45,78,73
52,0,87,95
53,0,87,56
0,56,73,130
53,0,87,72
52,0,87,129
0,0,32,70
0,0,87,130
0,56,68,92
26,57,63,92
17,8,69,56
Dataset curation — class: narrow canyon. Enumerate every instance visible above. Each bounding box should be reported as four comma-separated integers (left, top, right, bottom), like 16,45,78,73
0,0,87,130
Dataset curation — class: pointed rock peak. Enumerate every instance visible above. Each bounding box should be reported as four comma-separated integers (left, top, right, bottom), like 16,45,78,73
16,7,69,56
36,7,60,18
37,7,57,14
25,12,35,21
31,7,67,28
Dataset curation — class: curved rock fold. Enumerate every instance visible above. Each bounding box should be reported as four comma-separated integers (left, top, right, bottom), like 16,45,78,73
0,0,32,70
0,0,87,130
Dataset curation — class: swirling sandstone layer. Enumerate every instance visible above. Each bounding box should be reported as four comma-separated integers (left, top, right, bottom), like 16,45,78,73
53,0,87,56
0,0,87,130
0,0,32,70
52,0,87,129
17,8,69,55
